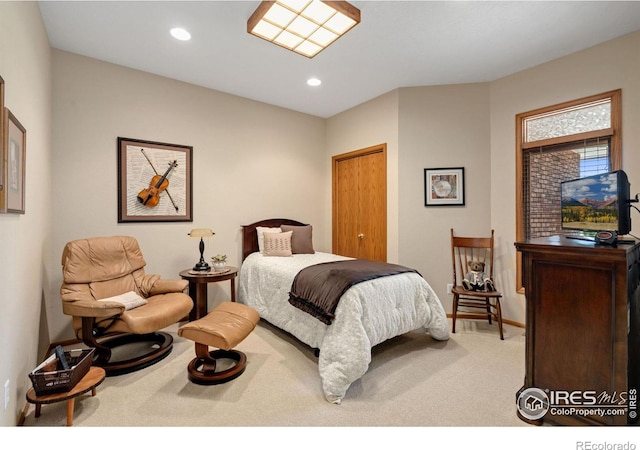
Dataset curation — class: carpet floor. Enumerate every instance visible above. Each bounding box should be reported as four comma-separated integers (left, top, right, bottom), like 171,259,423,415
22,318,527,427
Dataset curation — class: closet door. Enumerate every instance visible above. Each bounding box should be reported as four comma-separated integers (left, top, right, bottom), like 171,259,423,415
333,155,360,258
332,144,387,261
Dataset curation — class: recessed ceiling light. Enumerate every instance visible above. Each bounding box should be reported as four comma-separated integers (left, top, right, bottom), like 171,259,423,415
307,78,322,87
170,27,191,41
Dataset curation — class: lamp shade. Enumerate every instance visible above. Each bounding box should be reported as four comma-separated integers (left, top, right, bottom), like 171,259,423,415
188,228,214,238
188,228,215,271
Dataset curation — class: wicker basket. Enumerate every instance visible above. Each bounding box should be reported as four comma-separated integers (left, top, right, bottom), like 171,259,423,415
29,348,94,396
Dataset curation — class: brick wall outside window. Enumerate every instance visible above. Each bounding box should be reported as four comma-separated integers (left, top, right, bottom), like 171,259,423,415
526,150,580,239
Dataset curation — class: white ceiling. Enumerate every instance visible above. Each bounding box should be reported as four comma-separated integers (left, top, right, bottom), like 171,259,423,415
38,1,640,118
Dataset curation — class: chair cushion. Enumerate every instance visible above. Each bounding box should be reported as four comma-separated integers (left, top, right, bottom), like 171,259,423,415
112,293,194,335
70,292,193,337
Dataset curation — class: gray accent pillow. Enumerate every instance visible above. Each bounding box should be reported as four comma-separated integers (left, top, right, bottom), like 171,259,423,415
281,225,315,254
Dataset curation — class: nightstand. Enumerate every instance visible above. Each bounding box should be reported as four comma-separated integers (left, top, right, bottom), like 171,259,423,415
179,267,238,321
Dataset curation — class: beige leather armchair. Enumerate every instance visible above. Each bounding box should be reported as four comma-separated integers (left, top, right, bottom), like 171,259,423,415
60,236,193,375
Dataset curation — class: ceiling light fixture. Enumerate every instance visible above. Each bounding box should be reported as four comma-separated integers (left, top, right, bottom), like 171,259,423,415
307,77,322,86
247,1,360,58
170,27,191,41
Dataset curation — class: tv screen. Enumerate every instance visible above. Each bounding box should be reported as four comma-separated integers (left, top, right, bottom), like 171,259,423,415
561,170,631,236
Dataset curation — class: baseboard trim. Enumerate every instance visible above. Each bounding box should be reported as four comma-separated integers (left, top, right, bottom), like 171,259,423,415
16,402,29,426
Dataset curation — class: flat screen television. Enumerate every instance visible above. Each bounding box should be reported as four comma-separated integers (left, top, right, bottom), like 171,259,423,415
561,169,631,236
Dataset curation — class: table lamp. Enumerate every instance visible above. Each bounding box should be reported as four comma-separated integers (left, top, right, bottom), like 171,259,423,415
188,228,215,271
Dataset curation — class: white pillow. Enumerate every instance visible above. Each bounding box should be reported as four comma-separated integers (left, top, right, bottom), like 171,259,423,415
97,291,148,310
256,226,281,253
263,231,293,257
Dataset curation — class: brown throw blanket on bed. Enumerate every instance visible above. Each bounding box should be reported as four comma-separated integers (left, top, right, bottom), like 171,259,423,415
288,259,419,325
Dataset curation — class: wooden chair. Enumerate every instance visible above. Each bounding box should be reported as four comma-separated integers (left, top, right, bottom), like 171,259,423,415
450,229,504,340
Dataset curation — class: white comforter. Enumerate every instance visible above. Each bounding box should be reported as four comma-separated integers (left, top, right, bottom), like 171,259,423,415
238,252,450,403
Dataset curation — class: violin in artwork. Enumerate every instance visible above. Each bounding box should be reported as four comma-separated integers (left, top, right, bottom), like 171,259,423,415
137,160,178,207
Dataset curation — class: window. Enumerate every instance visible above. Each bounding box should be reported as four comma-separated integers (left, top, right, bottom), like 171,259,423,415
524,137,611,239
516,90,621,291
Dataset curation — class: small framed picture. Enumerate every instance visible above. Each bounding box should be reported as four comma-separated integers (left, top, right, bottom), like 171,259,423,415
424,167,465,206
1,108,26,214
117,137,193,223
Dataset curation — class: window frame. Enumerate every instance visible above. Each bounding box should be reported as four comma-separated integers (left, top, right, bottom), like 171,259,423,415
515,89,622,293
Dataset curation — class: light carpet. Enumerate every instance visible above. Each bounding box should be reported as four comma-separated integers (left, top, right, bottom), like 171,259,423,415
22,318,527,427
17,318,635,449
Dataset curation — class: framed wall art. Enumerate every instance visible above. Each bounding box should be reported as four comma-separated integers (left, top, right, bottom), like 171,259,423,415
0,76,4,210
1,108,26,214
117,137,193,223
424,167,465,206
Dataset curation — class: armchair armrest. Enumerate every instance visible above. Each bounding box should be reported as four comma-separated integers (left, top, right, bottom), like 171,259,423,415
62,299,124,318
150,278,189,295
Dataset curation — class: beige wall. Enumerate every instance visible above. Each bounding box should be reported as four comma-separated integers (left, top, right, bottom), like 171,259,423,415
47,50,328,343
398,83,491,314
490,30,640,324
0,2,52,426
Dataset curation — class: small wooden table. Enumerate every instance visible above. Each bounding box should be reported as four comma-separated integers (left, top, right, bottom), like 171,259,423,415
26,366,106,426
180,267,238,321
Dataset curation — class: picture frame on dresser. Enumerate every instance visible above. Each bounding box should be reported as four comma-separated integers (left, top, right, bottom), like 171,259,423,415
117,137,193,223
424,167,465,206
1,107,26,214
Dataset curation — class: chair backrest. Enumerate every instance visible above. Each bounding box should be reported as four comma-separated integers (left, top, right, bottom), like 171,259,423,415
61,236,149,302
450,229,495,286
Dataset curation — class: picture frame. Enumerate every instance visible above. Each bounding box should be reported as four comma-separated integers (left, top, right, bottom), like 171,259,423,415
424,167,465,206
1,108,26,214
0,76,4,206
117,137,193,223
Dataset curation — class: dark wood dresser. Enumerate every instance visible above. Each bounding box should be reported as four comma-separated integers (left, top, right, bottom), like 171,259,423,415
515,235,640,426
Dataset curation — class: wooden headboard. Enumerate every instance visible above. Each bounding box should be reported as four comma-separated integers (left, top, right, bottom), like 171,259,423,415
241,218,307,261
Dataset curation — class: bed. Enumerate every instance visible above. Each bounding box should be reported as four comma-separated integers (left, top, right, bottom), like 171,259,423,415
238,218,449,404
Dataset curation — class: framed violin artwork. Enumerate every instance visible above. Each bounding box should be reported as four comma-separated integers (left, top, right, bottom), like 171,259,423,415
117,137,193,223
